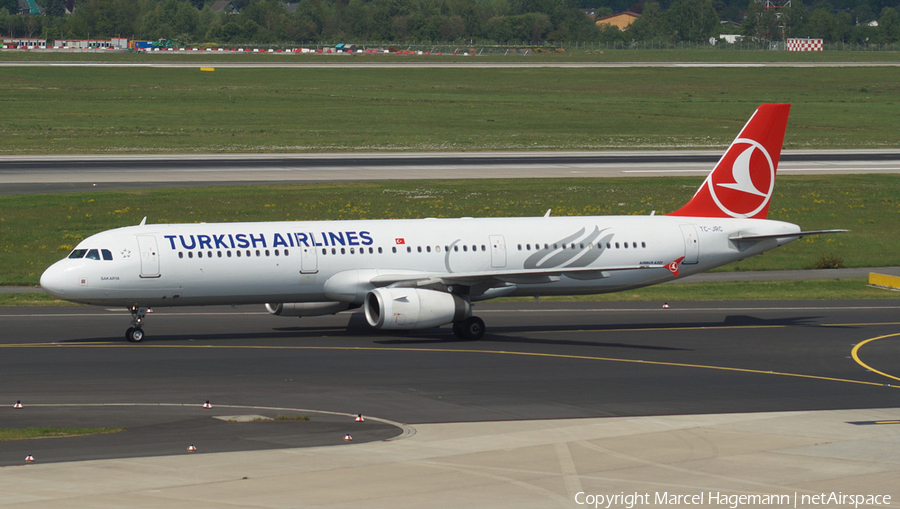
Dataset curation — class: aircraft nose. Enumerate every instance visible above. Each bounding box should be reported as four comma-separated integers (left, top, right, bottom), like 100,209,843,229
40,263,68,298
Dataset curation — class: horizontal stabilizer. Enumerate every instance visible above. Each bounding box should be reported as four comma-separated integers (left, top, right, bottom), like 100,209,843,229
729,229,848,242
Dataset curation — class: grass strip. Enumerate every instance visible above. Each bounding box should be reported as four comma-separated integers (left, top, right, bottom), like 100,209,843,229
1,66,899,154
513,278,897,302
0,427,126,441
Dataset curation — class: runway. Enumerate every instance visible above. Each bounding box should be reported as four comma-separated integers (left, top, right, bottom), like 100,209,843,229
2,149,900,195
2,300,899,467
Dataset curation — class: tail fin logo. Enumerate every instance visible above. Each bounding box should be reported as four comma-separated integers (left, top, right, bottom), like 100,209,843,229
667,257,685,277
708,138,775,218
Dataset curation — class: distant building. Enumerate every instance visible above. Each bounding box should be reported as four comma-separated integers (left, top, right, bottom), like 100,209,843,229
17,0,42,15
720,34,745,43
595,12,641,31
210,1,239,14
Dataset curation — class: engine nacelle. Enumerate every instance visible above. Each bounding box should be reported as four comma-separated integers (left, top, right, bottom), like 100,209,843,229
365,288,470,330
265,301,350,317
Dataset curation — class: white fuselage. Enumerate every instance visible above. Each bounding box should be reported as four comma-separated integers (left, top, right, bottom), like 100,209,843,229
40,215,801,308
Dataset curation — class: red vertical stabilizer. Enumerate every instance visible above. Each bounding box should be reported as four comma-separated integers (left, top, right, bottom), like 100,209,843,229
668,104,791,219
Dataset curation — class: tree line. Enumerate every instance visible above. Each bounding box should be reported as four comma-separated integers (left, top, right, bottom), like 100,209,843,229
0,0,897,46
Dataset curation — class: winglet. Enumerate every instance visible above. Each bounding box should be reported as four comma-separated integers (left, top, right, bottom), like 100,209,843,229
668,104,791,219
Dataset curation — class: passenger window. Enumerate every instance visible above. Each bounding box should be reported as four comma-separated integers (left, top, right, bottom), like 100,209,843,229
101,249,113,261
86,249,100,260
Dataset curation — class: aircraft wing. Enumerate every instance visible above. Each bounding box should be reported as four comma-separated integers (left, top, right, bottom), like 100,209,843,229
369,263,670,288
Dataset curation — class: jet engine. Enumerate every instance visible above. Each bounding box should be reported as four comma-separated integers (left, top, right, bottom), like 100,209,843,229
265,301,351,317
364,288,470,330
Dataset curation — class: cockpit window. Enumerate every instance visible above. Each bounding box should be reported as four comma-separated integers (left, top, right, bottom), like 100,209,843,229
101,249,113,261
85,249,101,260
68,249,88,259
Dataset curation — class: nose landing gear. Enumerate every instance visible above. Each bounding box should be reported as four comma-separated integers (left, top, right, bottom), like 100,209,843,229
126,306,148,343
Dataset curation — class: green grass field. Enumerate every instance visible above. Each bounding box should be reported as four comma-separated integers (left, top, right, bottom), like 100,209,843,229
1,66,899,154
1,175,897,286
0,427,125,441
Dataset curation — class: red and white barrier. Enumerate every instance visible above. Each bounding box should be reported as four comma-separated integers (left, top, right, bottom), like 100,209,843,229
787,38,823,51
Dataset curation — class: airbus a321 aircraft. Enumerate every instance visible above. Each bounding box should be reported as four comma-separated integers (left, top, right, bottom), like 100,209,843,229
41,104,842,342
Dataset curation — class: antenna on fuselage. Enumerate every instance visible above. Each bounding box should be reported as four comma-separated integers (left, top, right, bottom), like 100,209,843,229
139,217,147,226
544,209,551,218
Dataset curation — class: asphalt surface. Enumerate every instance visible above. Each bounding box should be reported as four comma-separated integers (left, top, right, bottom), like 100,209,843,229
2,299,899,466
2,150,900,195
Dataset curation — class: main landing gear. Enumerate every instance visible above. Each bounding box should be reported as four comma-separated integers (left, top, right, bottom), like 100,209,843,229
126,306,148,343
452,316,485,340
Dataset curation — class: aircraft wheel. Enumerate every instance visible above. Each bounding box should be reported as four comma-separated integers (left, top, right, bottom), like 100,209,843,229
457,316,485,340
126,327,145,343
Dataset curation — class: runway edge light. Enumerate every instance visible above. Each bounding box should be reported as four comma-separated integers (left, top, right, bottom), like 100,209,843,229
25,455,35,463
344,434,353,441
355,414,365,422
187,444,197,452
203,400,212,409
14,400,23,409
